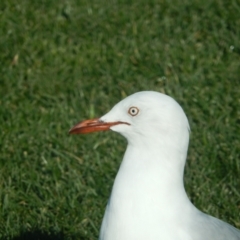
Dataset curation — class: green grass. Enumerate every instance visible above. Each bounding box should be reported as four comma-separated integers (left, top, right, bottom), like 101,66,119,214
0,0,240,239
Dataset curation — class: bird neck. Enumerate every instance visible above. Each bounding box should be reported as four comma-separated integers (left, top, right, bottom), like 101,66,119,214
111,135,191,209
100,134,193,239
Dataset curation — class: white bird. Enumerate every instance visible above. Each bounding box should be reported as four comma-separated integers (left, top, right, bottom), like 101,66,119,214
69,91,240,240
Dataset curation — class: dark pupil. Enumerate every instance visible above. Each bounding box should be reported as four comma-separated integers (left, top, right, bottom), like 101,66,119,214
132,109,135,113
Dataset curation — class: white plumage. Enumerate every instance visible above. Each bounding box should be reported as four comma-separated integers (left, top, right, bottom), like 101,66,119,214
70,91,240,240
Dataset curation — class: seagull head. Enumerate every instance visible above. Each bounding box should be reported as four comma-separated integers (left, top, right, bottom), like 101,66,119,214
69,91,190,148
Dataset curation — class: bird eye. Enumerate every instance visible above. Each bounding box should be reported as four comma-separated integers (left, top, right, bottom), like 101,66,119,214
128,107,139,116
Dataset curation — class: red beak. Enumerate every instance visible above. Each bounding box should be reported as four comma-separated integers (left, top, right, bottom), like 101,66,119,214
69,118,130,134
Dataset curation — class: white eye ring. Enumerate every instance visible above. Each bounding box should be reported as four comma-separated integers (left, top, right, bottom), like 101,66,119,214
128,107,139,116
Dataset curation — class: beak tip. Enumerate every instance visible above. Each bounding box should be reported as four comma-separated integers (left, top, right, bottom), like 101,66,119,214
69,128,76,134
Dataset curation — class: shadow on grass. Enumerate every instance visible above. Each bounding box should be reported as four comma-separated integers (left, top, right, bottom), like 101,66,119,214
12,230,64,240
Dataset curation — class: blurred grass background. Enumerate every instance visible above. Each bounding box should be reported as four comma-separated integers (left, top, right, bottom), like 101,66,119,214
0,0,240,239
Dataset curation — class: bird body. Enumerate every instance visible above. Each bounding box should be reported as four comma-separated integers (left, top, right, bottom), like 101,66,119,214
69,91,240,240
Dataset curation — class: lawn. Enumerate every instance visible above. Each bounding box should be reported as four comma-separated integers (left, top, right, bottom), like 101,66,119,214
0,0,239,239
